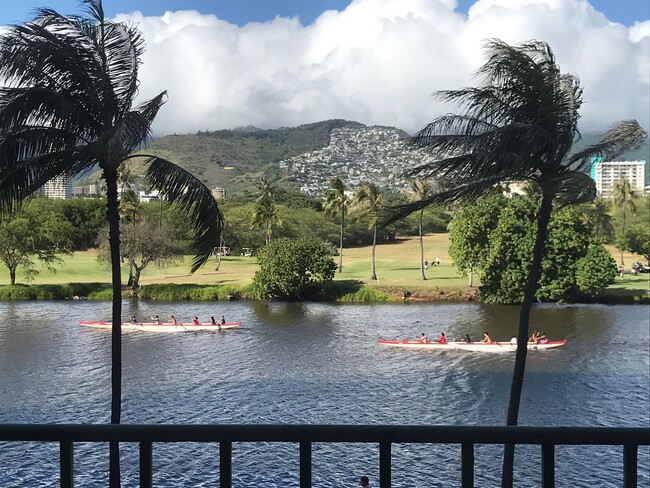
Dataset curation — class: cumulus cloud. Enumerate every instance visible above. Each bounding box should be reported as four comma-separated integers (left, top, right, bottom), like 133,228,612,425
117,0,649,135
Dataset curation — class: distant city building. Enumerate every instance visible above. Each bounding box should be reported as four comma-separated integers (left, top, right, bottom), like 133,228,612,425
590,158,646,198
139,189,161,202
41,175,72,199
212,187,226,199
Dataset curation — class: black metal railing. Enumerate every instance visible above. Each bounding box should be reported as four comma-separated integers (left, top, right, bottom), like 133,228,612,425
1,424,648,487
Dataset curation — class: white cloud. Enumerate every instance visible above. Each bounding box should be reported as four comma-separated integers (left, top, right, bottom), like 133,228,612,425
115,0,648,136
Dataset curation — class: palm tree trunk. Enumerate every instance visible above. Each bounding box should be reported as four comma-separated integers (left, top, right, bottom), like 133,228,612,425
620,210,626,265
419,210,426,281
370,224,377,280
105,170,122,487
338,209,344,273
501,193,553,488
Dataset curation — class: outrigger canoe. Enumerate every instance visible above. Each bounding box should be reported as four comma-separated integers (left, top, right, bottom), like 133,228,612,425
377,339,459,349
377,338,566,352
78,320,241,332
452,340,566,352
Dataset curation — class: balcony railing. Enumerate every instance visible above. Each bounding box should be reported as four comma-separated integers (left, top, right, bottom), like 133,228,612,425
1,424,648,487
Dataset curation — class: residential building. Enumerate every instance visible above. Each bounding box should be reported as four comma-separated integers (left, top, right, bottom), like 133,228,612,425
41,175,72,199
590,158,646,198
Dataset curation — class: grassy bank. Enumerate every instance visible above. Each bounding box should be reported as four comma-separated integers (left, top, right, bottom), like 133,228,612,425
0,235,647,303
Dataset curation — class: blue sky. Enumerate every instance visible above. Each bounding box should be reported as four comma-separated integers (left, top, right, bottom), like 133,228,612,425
1,0,648,135
1,0,647,27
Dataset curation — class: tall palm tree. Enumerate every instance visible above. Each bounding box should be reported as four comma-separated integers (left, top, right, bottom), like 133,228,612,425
388,39,645,487
323,176,349,273
612,178,637,265
0,2,223,485
583,197,614,241
251,176,281,246
352,181,382,280
409,177,432,280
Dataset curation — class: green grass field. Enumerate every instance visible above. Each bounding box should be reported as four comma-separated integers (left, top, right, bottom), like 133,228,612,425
1,234,647,300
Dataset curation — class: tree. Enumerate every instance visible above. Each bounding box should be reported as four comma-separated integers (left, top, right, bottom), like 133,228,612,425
98,220,183,293
618,224,650,264
611,178,637,265
251,177,281,246
251,237,337,299
582,197,614,242
448,193,505,287
575,243,617,297
0,201,73,284
323,176,349,273
0,2,223,484
352,182,382,280
409,178,432,280
391,39,645,486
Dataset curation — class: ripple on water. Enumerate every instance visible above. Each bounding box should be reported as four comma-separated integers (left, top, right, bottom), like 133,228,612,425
0,301,647,487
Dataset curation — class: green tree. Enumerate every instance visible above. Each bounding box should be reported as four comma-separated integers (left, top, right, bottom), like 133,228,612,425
352,182,382,280
582,197,615,242
251,177,281,246
575,243,617,297
409,178,432,280
0,202,74,284
618,224,650,264
251,237,336,299
98,221,183,293
611,178,637,265
57,198,107,250
0,2,223,484
323,176,349,273
449,193,505,287
396,39,645,485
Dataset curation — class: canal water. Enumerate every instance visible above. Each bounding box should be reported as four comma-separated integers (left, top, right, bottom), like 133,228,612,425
0,301,648,487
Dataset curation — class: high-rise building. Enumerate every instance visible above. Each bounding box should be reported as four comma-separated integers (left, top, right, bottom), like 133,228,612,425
590,158,646,198
42,175,72,199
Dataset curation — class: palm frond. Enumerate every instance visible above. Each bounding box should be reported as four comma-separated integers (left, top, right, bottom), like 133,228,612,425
140,155,224,272
566,120,647,171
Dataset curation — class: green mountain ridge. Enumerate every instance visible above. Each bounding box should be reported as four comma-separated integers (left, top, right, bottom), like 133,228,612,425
83,120,648,195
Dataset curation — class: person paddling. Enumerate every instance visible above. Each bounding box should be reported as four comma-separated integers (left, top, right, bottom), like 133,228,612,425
192,317,199,325
417,332,429,343
481,331,492,343
168,314,177,325
437,332,447,344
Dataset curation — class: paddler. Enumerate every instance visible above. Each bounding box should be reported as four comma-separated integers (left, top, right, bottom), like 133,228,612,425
417,332,429,343
437,332,447,344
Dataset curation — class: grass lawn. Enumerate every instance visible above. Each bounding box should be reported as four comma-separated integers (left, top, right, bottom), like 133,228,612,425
1,235,647,301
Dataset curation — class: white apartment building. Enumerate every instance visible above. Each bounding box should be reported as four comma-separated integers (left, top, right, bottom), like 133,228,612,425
42,175,72,199
590,158,646,198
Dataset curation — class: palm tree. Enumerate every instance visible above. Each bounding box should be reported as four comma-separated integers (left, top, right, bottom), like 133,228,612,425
409,178,432,280
388,39,645,487
251,177,281,246
583,197,614,241
0,2,223,485
612,178,637,265
323,176,349,273
352,181,382,280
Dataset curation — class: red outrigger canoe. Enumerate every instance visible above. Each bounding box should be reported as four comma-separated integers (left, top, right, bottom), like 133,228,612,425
78,320,241,332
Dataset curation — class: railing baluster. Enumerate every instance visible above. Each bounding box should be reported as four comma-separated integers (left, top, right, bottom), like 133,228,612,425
220,440,232,488
461,442,474,488
300,441,311,488
623,444,637,488
541,444,555,488
60,440,73,488
379,441,391,488
140,441,153,488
